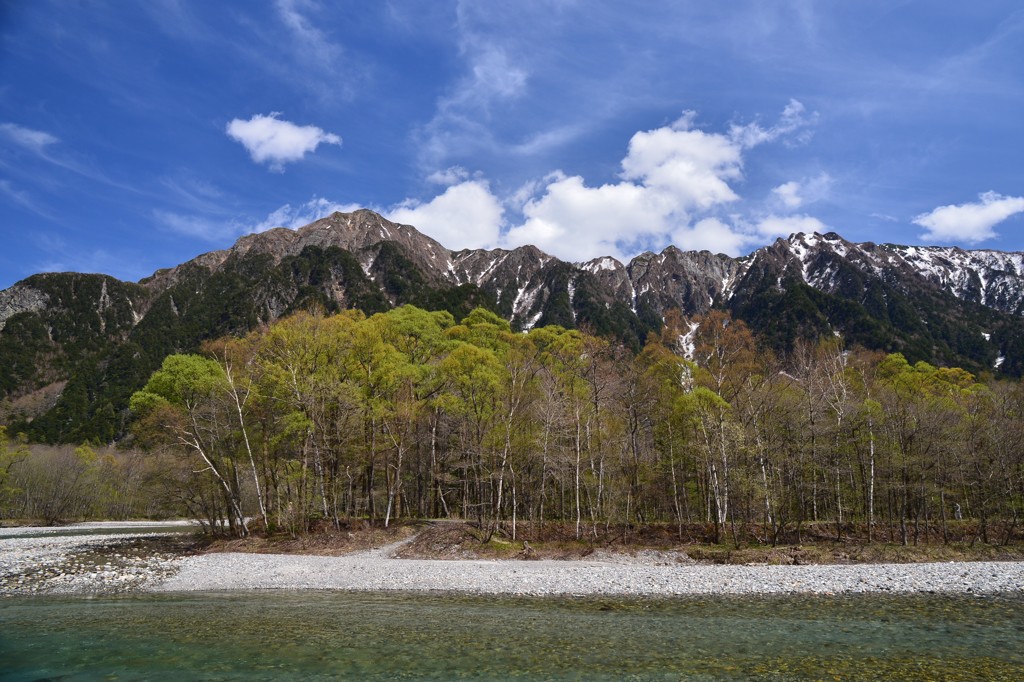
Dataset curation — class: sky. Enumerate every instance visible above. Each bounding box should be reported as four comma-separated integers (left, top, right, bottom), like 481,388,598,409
1,1,1023,290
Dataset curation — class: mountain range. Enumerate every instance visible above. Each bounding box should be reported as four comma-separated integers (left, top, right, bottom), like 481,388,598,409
3,208,1023,443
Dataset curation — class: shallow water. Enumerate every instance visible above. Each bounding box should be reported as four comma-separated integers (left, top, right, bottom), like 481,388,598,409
2,591,1022,680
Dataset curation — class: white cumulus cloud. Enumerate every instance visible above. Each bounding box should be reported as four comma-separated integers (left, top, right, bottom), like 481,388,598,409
499,103,819,260
621,113,743,211
507,173,669,262
501,112,751,261
387,180,504,250
772,181,803,209
913,191,1024,243
226,113,341,171
671,218,753,255
385,103,824,261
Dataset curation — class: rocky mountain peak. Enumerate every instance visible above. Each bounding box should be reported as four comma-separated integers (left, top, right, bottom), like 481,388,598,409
141,209,456,292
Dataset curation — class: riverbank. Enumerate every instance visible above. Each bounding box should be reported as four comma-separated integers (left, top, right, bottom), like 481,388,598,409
0,521,198,596
157,547,1024,597
3,522,1023,598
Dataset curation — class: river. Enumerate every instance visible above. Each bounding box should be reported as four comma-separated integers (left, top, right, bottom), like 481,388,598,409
2,590,1022,680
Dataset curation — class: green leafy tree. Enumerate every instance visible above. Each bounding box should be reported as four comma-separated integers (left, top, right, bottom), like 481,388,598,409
131,354,249,536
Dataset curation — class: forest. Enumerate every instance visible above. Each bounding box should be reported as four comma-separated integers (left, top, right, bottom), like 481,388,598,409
3,304,1023,549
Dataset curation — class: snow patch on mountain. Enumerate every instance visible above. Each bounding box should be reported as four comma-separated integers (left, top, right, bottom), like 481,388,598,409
581,256,624,273
766,232,1024,319
678,320,700,360
883,244,1024,314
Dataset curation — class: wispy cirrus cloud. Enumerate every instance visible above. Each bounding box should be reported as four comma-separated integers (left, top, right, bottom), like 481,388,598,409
226,113,341,172
771,173,832,210
913,191,1024,244
158,176,226,215
0,122,59,152
729,99,819,149
262,0,368,101
154,196,360,243
274,0,342,70
417,43,530,169
152,210,240,242
0,179,54,219
0,121,140,192
249,197,361,233
32,233,148,281
414,3,536,170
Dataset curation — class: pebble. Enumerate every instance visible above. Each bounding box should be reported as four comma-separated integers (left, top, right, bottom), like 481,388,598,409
0,525,185,597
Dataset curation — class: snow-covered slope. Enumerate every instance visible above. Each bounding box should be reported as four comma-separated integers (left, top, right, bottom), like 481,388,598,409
883,244,1024,316
741,231,1024,319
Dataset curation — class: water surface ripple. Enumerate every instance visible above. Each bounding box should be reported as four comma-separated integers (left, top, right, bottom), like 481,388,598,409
2,591,1023,680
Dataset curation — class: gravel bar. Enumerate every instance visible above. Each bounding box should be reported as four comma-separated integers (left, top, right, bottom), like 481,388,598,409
155,544,1024,597
1,522,193,596
4,526,1024,598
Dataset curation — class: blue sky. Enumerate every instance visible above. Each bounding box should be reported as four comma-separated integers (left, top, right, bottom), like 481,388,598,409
2,1,1023,290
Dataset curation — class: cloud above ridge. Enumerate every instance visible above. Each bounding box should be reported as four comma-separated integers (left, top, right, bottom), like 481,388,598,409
206,103,825,261
154,197,360,243
913,191,1024,244
387,180,504,250
501,102,821,261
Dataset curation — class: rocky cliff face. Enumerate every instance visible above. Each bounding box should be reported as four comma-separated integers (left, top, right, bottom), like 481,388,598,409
450,245,555,327
3,208,1024,442
627,247,742,318
0,283,49,333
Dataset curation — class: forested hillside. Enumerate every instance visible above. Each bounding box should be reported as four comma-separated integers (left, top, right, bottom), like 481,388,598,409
124,305,1024,545
3,211,1024,446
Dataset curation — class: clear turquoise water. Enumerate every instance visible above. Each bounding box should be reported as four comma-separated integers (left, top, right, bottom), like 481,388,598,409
2,591,1023,680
